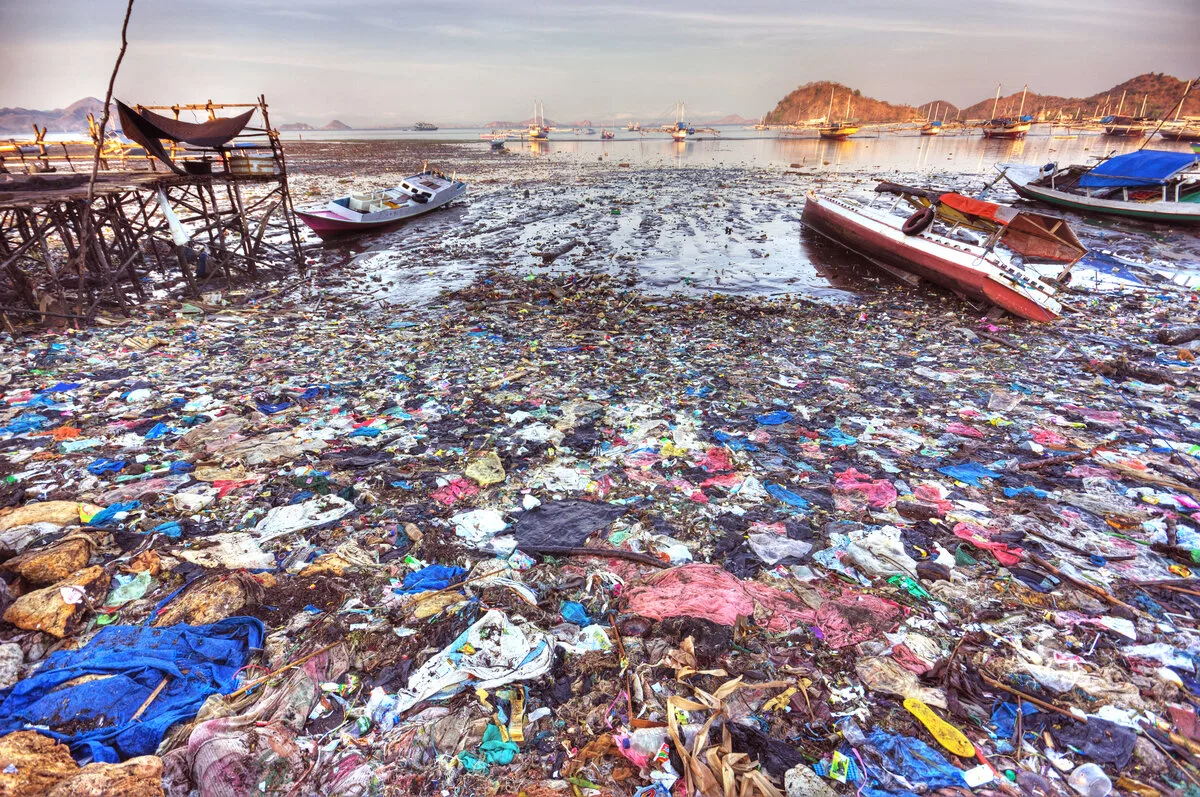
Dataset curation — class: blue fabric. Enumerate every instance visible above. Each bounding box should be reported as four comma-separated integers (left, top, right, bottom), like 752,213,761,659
144,422,171,440
87,500,141,526
755,410,793,425
256,401,291,415
865,729,967,791
43,382,81,394
1077,252,1144,285
0,413,49,434
766,483,810,508
991,701,1039,738
713,430,757,451
0,617,263,763
823,427,858,446
938,462,1001,486
149,521,182,539
1079,150,1198,188
348,426,381,437
561,601,591,626
396,564,466,595
1003,486,1049,499
87,457,126,475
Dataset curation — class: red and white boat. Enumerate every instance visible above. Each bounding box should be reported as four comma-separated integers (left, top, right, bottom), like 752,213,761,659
295,170,466,236
802,184,1086,322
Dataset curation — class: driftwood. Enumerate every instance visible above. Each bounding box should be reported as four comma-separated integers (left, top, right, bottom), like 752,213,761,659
1157,326,1200,346
1087,356,1182,386
531,239,583,263
530,546,668,568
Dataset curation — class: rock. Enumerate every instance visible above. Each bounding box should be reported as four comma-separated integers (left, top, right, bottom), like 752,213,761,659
0,501,100,532
465,451,506,486
46,755,163,797
785,763,838,797
0,730,79,797
2,538,93,585
2,565,108,637
0,643,22,689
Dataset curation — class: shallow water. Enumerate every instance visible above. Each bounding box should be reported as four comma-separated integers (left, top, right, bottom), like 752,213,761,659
286,129,1200,306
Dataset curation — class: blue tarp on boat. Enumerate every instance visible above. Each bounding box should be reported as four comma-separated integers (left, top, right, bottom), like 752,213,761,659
0,617,263,763
1079,150,1198,189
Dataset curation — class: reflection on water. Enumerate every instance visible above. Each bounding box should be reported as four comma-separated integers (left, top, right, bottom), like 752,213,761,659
293,126,1199,307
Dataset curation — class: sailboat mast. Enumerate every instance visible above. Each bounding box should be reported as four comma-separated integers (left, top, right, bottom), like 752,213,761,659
844,93,851,121
1018,84,1027,117
1139,94,1148,117
1116,90,1126,116
990,83,1002,119
826,87,835,123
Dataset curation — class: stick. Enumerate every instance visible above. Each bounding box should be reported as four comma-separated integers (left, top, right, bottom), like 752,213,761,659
131,677,168,722
979,672,1077,720
226,641,340,700
1025,552,1147,618
1017,451,1089,471
530,546,669,569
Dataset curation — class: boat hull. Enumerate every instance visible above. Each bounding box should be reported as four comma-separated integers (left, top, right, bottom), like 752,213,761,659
1004,174,1200,226
297,183,465,237
801,194,1060,322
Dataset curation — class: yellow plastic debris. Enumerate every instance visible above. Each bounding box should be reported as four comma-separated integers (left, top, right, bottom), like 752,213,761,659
903,697,975,757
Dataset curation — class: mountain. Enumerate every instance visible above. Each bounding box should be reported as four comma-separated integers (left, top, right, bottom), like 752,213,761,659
916,101,960,122
0,97,108,134
765,81,917,125
322,119,352,131
710,114,757,125
278,122,315,131
957,73,1200,120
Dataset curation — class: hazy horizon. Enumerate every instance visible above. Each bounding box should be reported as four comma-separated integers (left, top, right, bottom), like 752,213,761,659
1,0,1197,127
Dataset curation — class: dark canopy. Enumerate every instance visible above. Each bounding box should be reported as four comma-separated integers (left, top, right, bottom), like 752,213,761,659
117,100,255,173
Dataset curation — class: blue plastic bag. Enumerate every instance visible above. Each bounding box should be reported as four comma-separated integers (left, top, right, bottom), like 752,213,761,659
766,483,810,509
938,462,1001,487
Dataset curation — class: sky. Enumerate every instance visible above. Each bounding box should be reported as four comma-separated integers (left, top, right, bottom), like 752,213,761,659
1,0,1197,127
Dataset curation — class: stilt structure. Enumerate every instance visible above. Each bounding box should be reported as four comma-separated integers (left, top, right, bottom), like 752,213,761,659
0,96,304,324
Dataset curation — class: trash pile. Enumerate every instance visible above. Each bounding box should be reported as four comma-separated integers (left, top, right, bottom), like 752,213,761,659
2,266,1200,797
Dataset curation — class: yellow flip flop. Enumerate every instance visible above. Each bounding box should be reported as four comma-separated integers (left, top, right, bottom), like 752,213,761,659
904,697,975,757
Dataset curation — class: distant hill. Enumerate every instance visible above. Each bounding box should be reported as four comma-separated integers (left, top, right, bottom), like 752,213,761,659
916,101,960,122
322,119,352,131
765,81,917,124
710,114,757,125
278,122,315,131
0,97,107,135
958,73,1200,120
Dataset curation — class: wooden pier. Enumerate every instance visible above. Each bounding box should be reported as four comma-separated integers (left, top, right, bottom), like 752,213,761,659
0,97,304,325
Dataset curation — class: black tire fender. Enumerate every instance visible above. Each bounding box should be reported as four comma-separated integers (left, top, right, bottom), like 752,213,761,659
902,206,935,236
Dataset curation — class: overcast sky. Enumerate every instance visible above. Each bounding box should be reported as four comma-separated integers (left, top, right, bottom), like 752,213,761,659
1,0,1197,126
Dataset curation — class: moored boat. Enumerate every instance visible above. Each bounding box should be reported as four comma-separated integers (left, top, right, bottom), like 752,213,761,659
1000,150,1200,225
980,117,1032,139
296,169,466,236
819,122,859,140
801,184,1084,322
1102,115,1151,137
1159,121,1200,142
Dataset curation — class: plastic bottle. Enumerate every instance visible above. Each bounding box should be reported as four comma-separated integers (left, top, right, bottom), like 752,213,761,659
1067,763,1112,797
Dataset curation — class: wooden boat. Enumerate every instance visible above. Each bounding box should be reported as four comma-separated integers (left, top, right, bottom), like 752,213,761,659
980,118,1032,139
526,100,549,141
1102,115,1151,137
818,88,858,140
296,170,466,236
920,121,942,136
819,122,859,140
980,83,1031,139
1000,150,1200,225
1159,121,1200,142
801,184,1085,322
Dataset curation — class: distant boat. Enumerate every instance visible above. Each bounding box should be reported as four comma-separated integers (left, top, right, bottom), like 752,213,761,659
1159,121,1200,142
1000,149,1200,225
626,121,641,132
753,115,771,131
920,103,943,135
413,122,438,131
600,125,615,140
296,169,466,236
670,101,692,142
980,83,1032,139
802,184,1082,322
1102,115,1151,137
527,100,549,140
818,87,858,140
